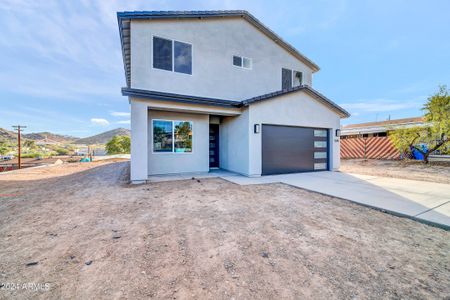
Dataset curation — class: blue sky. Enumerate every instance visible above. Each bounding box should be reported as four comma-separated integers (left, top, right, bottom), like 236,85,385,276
1,0,449,137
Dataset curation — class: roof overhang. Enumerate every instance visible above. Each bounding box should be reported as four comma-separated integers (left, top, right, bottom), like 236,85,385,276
117,10,320,87
122,87,242,108
122,85,350,119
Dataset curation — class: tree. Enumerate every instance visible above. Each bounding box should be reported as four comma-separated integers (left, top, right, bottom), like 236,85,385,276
0,140,10,156
23,140,36,151
105,135,130,154
390,85,449,163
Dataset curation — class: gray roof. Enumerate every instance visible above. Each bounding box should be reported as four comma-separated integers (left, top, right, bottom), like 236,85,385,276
122,85,350,118
117,10,320,87
121,88,242,107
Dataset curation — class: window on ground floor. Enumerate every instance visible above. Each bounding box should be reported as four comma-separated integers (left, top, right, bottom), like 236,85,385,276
153,120,192,153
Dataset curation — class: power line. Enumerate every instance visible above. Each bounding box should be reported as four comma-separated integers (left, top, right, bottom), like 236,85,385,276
12,125,27,169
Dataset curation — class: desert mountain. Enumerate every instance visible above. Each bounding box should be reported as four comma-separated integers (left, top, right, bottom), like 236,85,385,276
75,128,130,145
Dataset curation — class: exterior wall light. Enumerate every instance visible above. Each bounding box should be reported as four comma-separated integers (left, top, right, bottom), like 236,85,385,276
335,129,341,137
254,124,260,134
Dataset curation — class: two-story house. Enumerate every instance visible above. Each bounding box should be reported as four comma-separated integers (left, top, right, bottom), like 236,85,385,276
117,10,350,183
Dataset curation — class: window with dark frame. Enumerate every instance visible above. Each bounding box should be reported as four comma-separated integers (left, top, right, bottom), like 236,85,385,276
153,36,192,75
233,55,251,69
153,120,192,153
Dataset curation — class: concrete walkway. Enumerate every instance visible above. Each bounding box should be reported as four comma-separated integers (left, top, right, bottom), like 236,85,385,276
220,171,450,229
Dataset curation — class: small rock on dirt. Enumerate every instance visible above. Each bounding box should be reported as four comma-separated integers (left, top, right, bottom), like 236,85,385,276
26,261,38,266
260,251,269,258
85,260,93,265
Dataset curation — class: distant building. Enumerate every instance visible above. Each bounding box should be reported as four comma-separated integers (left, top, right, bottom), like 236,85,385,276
74,145,106,156
340,117,425,159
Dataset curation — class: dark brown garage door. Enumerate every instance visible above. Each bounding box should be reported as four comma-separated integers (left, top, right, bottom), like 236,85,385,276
262,125,329,175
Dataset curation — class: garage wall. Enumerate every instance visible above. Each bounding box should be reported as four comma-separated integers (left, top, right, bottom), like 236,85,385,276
147,110,209,175
248,92,341,176
219,108,250,175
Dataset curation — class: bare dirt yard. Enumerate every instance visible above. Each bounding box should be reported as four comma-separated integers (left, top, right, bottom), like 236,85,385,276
341,159,450,184
0,160,449,299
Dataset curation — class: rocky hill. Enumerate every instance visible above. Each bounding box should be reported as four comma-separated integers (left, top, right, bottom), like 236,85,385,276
75,128,130,145
0,128,17,143
24,132,78,143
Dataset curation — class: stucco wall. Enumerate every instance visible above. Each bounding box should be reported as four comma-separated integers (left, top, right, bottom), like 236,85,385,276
147,110,209,175
248,92,342,176
219,108,250,175
130,100,148,182
130,17,314,101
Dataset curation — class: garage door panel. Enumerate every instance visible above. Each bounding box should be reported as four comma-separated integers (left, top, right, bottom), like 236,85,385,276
262,125,329,175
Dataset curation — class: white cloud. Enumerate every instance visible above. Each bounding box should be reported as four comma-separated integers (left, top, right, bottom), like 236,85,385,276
90,118,110,126
110,111,130,117
117,120,131,124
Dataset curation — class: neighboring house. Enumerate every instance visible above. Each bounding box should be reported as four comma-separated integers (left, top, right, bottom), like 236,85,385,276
340,117,425,159
117,10,350,183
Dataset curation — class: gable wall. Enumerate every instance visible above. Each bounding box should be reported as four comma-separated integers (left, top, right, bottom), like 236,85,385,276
248,92,342,175
130,17,314,101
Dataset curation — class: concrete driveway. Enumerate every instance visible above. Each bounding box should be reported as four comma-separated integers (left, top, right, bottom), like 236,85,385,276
221,171,450,228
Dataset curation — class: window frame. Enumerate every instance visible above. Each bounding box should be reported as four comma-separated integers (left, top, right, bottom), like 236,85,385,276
152,35,193,76
232,55,252,70
282,68,303,88
152,119,193,154
292,70,303,86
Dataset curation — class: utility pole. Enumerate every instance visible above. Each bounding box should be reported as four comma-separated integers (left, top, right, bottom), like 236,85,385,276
12,125,26,169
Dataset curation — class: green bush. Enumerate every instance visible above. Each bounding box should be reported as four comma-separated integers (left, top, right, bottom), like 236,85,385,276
20,152,44,159
55,148,69,155
106,135,130,154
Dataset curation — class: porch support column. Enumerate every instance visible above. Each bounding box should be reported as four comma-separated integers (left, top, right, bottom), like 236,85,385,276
130,100,148,183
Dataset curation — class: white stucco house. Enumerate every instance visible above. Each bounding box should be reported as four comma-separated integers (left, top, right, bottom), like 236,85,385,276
117,10,350,183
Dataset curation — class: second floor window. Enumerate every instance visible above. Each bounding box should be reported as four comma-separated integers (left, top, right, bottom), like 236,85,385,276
233,55,252,69
282,68,303,90
153,36,192,75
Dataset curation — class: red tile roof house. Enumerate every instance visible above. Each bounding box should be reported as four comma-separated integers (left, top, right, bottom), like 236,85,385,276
117,11,350,183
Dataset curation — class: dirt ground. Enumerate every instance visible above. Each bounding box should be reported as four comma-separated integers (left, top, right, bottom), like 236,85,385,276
340,159,450,184
0,161,449,299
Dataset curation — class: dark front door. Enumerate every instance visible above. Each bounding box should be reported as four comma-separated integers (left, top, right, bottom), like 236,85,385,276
209,124,219,168
262,125,329,175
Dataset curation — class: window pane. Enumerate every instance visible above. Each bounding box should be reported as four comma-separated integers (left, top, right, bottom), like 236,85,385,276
282,68,292,90
174,121,192,153
153,120,173,152
153,37,172,71
314,129,327,137
314,152,327,159
314,141,327,148
314,163,327,170
294,71,303,86
243,57,251,69
174,41,192,74
233,55,242,67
